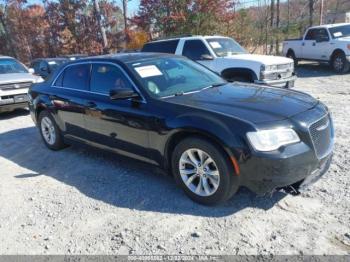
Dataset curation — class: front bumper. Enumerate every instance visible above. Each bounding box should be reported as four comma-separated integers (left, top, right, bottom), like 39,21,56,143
239,141,333,195
0,93,29,112
254,74,297,88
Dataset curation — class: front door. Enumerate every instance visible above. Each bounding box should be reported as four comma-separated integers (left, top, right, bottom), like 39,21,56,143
83,63,152,162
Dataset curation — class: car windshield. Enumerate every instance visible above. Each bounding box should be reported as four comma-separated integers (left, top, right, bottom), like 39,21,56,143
128,57,226,98
0,59,28,74
206,38,247,57
329,25,350,39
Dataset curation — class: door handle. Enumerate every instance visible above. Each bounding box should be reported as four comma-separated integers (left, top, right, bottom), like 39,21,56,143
86,101,97,108
302,42,305,46
312,42,316,46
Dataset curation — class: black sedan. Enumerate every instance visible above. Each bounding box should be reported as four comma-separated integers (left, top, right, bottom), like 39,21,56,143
28,53,334,205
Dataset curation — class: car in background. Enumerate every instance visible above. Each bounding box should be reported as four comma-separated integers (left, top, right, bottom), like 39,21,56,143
29,53,333,205
142,35,296,88
30,58,69,79
0,56,43,113
283,23,350,73
60,54,89,61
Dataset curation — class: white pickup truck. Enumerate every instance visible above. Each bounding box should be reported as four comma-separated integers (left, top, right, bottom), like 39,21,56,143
0,56,43,113
282,23,350,73
142,35,296,88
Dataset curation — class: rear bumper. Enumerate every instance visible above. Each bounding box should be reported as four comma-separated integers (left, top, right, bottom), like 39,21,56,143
238,141,333,195
254,75,297,88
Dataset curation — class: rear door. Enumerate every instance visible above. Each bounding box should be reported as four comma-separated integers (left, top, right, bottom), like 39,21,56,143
51,63,91,140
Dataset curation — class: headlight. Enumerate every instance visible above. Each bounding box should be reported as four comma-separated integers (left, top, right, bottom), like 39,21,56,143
247,129,300,152
262,64,278,71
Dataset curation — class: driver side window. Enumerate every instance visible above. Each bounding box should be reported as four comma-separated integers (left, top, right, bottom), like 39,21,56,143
90,64,133,95
182,40,211,61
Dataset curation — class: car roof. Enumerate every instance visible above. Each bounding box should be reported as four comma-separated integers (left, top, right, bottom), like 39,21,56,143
0,56,16,60
309,23,350,29
32,58,68,62
72,52,178,64
148,35,229,43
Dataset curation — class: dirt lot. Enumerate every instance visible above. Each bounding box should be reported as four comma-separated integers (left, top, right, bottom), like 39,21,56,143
0,62,349,255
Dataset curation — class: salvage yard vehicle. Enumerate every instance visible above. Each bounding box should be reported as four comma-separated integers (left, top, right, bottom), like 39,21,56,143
142,35,296,88
0,56,43,113
283,23,350,73
30,58,69,79
29,53,333,205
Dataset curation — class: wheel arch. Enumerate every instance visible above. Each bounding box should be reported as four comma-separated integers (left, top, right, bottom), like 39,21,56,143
330,48,346,61
164,128,241,176
221,67,258,82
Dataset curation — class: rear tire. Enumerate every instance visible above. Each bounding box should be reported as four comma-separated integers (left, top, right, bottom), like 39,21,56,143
331,52,350,74
171,137,239,205
38,110,66,151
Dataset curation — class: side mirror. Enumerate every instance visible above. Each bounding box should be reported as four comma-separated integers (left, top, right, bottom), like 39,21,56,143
28,68,35,74
109,89,139,100
200,54,214,61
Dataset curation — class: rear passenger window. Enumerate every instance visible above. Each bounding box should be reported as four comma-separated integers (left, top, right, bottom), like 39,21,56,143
61,64,90,90
142,40,179,53
90,64,133,94
182,40,211,61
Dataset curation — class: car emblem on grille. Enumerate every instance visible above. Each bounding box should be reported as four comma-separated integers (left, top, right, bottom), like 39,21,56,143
14,84,20,89
316,119,329,131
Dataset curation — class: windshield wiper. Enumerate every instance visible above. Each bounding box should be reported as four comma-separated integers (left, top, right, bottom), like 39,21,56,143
208,82,227,88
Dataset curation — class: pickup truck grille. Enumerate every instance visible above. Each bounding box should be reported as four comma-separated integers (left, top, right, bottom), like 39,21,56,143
277,64,292,70
309,114,333,159
0,82,32,91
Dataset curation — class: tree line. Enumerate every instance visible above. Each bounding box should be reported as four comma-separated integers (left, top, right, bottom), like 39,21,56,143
0,0,349,64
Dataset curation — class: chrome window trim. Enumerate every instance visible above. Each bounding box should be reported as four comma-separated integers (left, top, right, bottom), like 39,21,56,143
51,61,147,103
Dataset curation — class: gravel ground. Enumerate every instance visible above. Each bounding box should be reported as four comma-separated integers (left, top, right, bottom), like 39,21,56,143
0,62,349,255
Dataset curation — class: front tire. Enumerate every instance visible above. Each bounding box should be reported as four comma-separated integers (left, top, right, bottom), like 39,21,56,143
331,52,350,74
171,137,239,205
286,50,298,67
38,110,66,150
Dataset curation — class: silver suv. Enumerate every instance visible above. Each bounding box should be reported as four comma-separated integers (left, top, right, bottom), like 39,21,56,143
0,56,43,113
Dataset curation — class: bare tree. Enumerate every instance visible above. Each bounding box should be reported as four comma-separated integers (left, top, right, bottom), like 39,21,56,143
93,0,108,53
0,3,16,57
308,0,316,27
122,0,130,48
275,0,280,54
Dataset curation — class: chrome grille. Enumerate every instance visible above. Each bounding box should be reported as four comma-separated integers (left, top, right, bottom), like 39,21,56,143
277,63,292,70
309,114,333,159
0,82,32,90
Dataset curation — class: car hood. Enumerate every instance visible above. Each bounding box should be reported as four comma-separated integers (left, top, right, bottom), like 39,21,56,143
0,73,41,85
225,53,293,66
336,36,350,42
165,83,318,124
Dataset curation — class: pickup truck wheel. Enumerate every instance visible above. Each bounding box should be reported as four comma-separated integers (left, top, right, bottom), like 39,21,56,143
332,52,350,74
286,50,298,67
38,110,66,150
171,137,239,205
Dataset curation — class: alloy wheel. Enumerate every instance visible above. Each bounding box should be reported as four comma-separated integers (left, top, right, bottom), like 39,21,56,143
41,116,56,145
179,148,220,197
